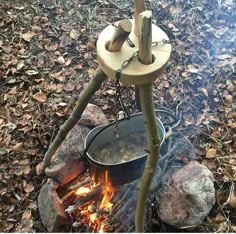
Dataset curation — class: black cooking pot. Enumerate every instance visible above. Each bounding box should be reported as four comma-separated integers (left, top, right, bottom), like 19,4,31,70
83,112,166,186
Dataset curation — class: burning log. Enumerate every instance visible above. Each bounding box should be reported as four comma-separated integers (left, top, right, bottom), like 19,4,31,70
69,176,91,190
65,185,103,213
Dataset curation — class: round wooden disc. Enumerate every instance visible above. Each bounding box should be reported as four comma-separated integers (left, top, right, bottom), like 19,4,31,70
96,19,171,85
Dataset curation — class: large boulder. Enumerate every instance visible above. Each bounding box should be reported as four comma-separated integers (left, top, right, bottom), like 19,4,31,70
78,103,109,127
157,161,215,228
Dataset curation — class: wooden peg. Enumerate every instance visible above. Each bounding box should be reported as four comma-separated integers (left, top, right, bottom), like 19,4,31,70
138,10,152,64
107,19,132,52
134,0,146,36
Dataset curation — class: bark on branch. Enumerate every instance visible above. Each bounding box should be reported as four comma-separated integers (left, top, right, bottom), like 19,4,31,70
135,11,161,232
108,19,132,52
40,67,107,174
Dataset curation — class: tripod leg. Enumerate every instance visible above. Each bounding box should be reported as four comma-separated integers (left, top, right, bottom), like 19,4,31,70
40,67,107,174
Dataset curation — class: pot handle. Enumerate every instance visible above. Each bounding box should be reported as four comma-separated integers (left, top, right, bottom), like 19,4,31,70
82,116,130,160
155,108,182,131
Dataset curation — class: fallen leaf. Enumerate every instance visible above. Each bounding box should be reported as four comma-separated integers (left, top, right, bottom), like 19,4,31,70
224,94,232,105
33,92,47,103
214,213,225,223
64,58,72,66
56,56,65,65
33,16,40,23
217,54,232,60
187,64,198,73
206,148,217,158
25,70,38,76
41,16,48,22
2,44,11,53
17,60,25,70
18,209,33,232
11,142,24,153
162,80,170,88
70,29,80,40
24,183,34,193
31,25,42,33
22,31,36,42
198,87,208,97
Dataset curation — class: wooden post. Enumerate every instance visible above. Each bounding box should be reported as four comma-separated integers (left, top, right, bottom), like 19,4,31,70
107,19,132,52
135,11,161,232
40,67,107,174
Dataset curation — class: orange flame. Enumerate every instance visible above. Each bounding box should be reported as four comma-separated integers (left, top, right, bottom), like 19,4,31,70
74,171,115,232
99,171,114,210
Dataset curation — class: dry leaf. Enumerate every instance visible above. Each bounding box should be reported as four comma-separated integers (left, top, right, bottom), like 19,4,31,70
70,29,80,40
57,56,65,65
64,58,72,66
162,80,170,88
33,92,47,103
18,209,33,232
214,213,225,223
22,31,36,42
206,148,217,158
17,60,25,70
33,16,40,23
224,94,232,105
2,44,11,53
198,87,208,97
12,142,24,153
187,64,198,73
31,25,42,33
25,70,38,76
227,184,236,208
24,183,34,193
23,165,31,175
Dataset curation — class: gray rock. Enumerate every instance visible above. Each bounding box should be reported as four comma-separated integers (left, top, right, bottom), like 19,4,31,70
78,103,109,127
38,179,68,232
45,125,89,185
157,161,215,228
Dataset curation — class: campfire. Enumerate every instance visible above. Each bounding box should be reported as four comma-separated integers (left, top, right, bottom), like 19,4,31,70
60,170,135,233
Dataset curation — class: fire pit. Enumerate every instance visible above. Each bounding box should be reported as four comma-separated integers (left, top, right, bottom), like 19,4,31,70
38,111,191,233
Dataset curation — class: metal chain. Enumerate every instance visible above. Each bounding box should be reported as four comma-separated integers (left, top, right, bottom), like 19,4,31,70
114,38,171,137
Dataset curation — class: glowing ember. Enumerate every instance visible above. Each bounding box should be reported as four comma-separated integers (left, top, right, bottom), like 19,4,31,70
75,187,90,196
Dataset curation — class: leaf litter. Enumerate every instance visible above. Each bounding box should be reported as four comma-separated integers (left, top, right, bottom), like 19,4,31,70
0,0,235,232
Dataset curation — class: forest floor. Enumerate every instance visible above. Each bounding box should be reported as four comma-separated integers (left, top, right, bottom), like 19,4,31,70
0,0,235,232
